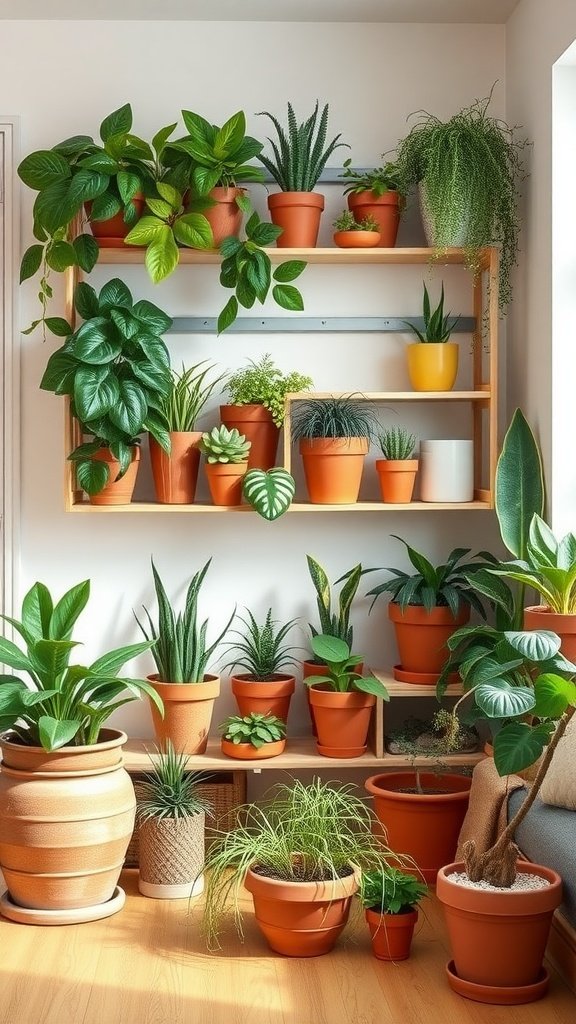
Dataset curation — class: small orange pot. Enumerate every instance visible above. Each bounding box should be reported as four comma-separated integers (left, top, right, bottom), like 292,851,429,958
302,660,364,737
268,191,324,248
146,674,220,755
149,432,202,504
220,738,286,761
204,461,248,506
86,193,145,248
347,190,400,248
333,230,380,248
365,772,472,883
231,674,295,722
388,602,470,678
407,343,459,392
524,605,576,662
376,459,418,503
203,186,245,246
309,685,375,758
365,907,418,961
300,437,369,504
437,860,562,998
88,446,140,506
244,866,358,956
219,405,280,471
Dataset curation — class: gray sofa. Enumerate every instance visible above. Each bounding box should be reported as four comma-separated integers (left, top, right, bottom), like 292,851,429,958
508,788,576,927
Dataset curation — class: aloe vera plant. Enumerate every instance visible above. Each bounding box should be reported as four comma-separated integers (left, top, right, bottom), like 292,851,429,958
257,101,348,192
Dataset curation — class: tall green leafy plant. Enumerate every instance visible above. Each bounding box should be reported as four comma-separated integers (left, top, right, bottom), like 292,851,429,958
303,635,389,700
159,362,224,432
124,182,214,281
170,109,264,194
257,101,348,192
306,555,362,648
365,538,487,617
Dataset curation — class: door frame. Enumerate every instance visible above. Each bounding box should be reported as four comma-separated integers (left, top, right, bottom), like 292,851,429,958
1,118,20,620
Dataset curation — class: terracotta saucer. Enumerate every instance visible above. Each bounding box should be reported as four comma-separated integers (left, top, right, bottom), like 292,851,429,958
393,665,460,686
445,960,549,1004
317,743,367,758
0,885,126,925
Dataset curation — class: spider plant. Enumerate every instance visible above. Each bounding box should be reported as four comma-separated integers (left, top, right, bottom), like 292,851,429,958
137,741,212,822
256,101,348,192
222,608,300,680
291,397,376,441
159,362,225,432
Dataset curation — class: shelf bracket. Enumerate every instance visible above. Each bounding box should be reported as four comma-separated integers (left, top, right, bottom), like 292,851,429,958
168,315,476,335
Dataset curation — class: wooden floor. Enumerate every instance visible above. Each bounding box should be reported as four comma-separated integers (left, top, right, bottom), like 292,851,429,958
0,870,574,1024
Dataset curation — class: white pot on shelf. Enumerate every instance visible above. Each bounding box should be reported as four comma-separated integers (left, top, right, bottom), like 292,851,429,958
419,440,474,502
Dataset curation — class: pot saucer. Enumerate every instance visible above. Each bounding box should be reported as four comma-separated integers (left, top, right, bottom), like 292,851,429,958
317,743,367,758
445,960,549,1004
393,665,460,686
0,885,126,925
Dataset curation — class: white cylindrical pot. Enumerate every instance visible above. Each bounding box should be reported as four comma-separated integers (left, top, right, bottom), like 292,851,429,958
420,440,474,502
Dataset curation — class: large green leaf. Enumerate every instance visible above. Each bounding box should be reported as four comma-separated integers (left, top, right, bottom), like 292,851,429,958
217,295,238,334
74,282,99,320
504,629,561,663
73,234,99,274
475,680,536,719
45,316,73,338
22,582,53,641
533,673,576,718
528,514,558,567
124,216,164,246
46,240,77,273
40,351,78,396
20,244,44,283
173,213,213,250
354,675,390,700
108,380,148,435
145,226,179,282
99,278,133,310
31,639,78,680
0,636,36,673
89,191,122,222
73,319,121,365
38,717,81,752
34,180,79,234
214,111,246,158
75,457,110,495
74,366,119,422
131,359,172,396
18,150,70,190
242,468,295,521
135,333,170,368
89,640,154,678
100,103,132,144
68,170,109,205
132,299,172,335
311,634,349,663
496,409,544,559
273,260,307,284
493,722,550,776
49,581,90,641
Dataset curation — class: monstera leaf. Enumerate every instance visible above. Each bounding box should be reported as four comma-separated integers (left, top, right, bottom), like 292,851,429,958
243,468,295,521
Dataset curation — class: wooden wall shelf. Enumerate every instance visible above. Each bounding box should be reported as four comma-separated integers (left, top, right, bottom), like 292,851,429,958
95,246,495,267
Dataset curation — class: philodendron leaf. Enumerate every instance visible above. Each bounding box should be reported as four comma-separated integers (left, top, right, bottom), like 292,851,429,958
533,673,576,718
354,676,390,701
75,457,110,496
38,716,81,751
242,468,295,521
504,630,561,663
311,634,349,663
475,680,536,719
493,721,551,776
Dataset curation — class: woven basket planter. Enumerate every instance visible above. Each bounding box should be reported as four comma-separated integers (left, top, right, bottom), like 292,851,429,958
138,811,205,899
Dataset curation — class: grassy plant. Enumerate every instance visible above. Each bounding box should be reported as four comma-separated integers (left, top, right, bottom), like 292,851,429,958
135,560,235,683
333,210,379,232
291,397,376,441
223,608,299,680
359,867,427,914
257,101,348,192
202,777,398,947
220,713,286,749
198,425,251,464
225,354,312,428
403,282,459,343
137,742,212,822
378,426,417,460
340,158,402,197
159,362,224,432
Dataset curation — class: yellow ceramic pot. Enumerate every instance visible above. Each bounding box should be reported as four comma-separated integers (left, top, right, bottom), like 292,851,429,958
407,343,459,391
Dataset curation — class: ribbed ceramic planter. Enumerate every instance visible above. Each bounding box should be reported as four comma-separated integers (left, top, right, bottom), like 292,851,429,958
244,866,358,956
205,461,248,506
0,729,134,921
231,674,295,722
388,601,470,679
309,685,375,758
524,605,576,662
149,432,202,504
219,405,280,471
88,446,140,506
300,437,369,504
138,811,205,899
203,187,245,246
365,907,418,960
268,191,324,247
347,190,400,247
146,674,220,754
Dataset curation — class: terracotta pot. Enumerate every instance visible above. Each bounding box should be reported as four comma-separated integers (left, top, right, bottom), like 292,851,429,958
231,674,295,722
204,461,248,506
302,660,364,738
146,674,220,755
437,860,562,998
149,432,202,504
219,405,280,471
268,191,324,248
88,446,140,506
220,738,286,761
524,605,576,662
333,230,381,248
138,811,205,899
365,772,472,883
300,437,369,504
407,343,459,392
309,684,375,758
244,866,358,956
376,459,418,503
347,190,400,248
388,602,470,678
365,907,418,960
203,186,245,246
0,729,134,915
86,193,145,248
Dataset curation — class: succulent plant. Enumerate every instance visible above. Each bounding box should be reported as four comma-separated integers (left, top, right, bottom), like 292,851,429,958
220,712,286,749
378,426,417,460
198,425,251,464
333,210,379,232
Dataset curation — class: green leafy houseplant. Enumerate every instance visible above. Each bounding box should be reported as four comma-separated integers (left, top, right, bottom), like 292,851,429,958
124,181,214,281
306,555,362,650
242,468,296,521
220,712,286,749
169,109,265,196
158,361,224,433
198,425,251,464
359,867,427,915
333,210,380,233
223,608,299,680
395,90,528,311
225,353,313,428
403,282,459,343
137,742,212,823
257,101,348,192
291,396,376,441
303,634,389,701
340,158,402,198
0,579,162,750
40,278,173,496
378,426,417,460
488,515,576,615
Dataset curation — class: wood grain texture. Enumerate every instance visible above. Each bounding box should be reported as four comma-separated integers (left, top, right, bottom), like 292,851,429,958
0,872,573,1024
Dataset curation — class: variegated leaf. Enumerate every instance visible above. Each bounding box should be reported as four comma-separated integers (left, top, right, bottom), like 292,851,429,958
243,468,295,521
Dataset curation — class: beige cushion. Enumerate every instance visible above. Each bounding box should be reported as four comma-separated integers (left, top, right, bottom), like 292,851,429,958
540,718,576,810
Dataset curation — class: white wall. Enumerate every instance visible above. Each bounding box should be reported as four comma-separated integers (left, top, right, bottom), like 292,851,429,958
0,19,504,741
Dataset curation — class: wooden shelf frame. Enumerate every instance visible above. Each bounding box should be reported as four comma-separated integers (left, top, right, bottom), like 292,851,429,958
94,245,495,266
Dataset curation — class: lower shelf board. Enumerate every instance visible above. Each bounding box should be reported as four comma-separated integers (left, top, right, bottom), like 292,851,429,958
122,736,485,772
69,499,493,513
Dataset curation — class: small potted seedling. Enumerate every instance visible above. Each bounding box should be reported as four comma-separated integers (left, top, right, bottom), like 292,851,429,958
198,425,251,506
360,867,427,961
332,210,381,248
220,712,287,760
376,426,418,503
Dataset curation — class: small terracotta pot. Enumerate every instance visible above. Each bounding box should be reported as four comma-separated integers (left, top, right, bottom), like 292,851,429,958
302,660,364,738
204,461,248,506
219,405,280,471
149,432,202,504
376,459,418,503
146,674,220,755
220,738,286,761
268,191,324,248
231,674,295,722
300,437,369,504
86,193,145,247
309,684,375,758
524,605,576,662
138,811,205,899
88,446,140,506
407,343,459,392
365,907,418,960
388,602,470,678
244,866,358,956
203,186,245,246
333,230,381,248
365,772,472,883
347,190,400,248
437,860,562,997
